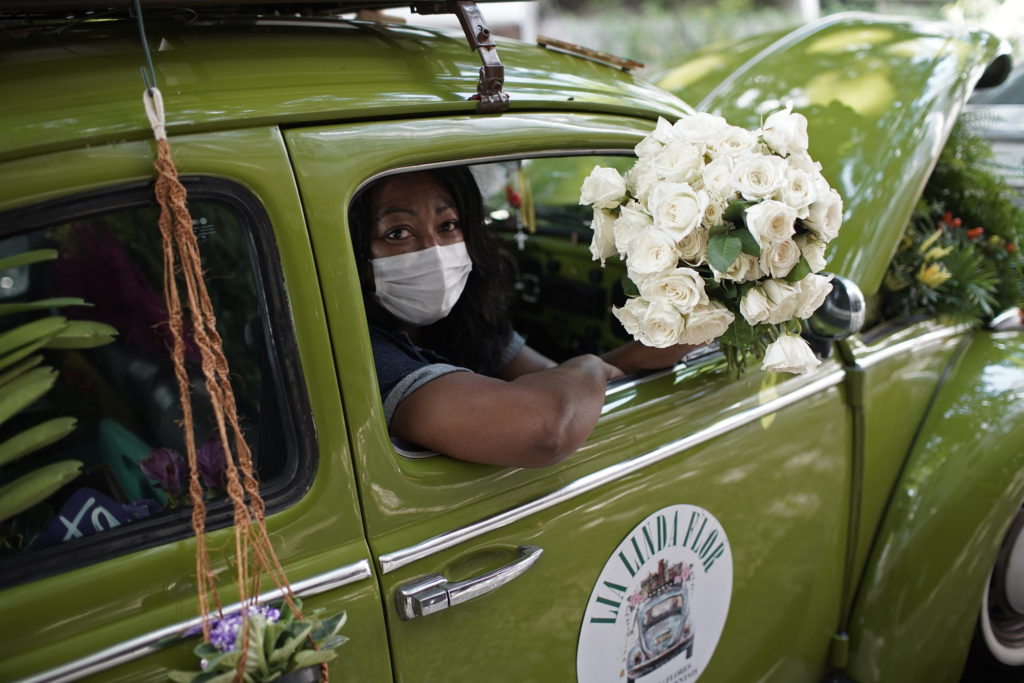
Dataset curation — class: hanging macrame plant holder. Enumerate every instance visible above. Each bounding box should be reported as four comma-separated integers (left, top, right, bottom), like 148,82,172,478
136,8,330,679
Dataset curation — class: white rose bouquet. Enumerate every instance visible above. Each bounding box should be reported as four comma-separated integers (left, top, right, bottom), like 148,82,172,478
579,106,842,375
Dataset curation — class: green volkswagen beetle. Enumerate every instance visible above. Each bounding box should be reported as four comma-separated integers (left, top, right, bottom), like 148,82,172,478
0,3,1022,682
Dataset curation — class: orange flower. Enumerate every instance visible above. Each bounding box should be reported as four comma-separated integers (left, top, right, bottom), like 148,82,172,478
967,227,984,240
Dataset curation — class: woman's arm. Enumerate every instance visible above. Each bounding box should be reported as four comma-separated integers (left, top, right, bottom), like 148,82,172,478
391,354,622,468
600,341,695,374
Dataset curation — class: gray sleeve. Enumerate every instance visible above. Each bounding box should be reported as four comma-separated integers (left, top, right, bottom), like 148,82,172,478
382,363,471,427
496,330,526,372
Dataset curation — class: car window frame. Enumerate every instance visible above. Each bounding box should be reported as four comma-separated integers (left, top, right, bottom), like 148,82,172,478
0,176,317,587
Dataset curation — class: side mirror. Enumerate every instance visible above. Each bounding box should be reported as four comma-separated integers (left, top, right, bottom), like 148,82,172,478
804,275,865,357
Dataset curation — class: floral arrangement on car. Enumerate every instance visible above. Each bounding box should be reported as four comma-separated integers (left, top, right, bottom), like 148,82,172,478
169,599,347,683
579,106,841,375
882,118,1024,325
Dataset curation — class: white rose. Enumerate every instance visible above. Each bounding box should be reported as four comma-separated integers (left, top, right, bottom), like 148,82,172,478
678,225,709,265
733,152,787,200
740,286,772,325
779,165,817,217
652,140,703,184
625,159,659,207
709,125,759,158
635,134,663,160
804,187,843,242
761,104,810,157
625,228,681,275
650,183,708,241
579,166,627,209
795,233,828,272
673,112,729,146
713,250,762,283
703,195,727,228
762,278,800,324
589,208,618,265
745,199,797,247
679,301,735,346
638,300,687,348
787,152,823,176
794,272,834,318
758,238,802,278
701,156,737,202
638,266,708,314
613,297,647,337
651,116,677,144
761,333,820,374
613,200,653,257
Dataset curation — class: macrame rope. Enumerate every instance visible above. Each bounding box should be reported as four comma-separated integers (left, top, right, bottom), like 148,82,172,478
143,88,312,680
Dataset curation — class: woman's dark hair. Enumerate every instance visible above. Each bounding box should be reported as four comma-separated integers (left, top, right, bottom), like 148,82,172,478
348,166,513,373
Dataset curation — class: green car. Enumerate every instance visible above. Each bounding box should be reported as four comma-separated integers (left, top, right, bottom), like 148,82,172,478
0,3,1022,682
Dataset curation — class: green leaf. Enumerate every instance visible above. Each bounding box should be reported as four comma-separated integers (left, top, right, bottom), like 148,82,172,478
268,622,314,667
717,316,754,350
723,199,754,225
292,649,338,668
0,298,91,316
168,670,203,683
620,275,639,298
194,642,220,658
784,256,812,282
312,611,347,641
707,233,742,274
0,249,57,273
734,227,761,257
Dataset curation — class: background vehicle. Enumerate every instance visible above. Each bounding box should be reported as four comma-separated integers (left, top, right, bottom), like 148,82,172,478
0,4,1021,682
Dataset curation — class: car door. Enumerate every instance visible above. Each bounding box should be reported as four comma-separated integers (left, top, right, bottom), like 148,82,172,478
287,113,854,682
0,129,390,681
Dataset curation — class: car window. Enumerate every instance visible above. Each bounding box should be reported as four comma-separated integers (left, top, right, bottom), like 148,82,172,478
0,181,310,585
475,156,635,359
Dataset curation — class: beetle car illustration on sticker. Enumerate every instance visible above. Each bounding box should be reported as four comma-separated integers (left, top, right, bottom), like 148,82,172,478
626,560,695,681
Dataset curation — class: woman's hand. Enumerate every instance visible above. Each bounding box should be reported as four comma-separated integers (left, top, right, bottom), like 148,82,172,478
391,353,622,468
601,340,697,374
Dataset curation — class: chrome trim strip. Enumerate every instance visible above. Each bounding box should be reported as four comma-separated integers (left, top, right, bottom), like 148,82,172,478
855,325,967,369
21,559,372,683
380,368,845,574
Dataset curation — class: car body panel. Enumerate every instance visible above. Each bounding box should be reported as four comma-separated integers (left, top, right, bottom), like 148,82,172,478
0,18,691,164
659,12,1007,299
0,129,392,681
846,329,1024,682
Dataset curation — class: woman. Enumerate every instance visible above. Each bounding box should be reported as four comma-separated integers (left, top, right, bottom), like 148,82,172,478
349,166,690,468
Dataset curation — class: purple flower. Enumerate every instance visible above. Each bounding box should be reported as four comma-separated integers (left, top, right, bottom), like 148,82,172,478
140,447,187,499
196,439,227,492
208,605,282,653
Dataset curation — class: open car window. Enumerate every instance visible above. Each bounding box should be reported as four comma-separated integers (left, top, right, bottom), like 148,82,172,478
0,181,310,586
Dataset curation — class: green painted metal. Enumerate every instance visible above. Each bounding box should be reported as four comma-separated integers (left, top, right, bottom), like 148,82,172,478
0,129,392,681
846,330,1024,681
287,116,852,681
659,12,1006,299
0,15,691,164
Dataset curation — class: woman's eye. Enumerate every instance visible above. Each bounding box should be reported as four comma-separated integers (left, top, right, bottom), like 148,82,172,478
439,220,460,233
384,227,412,240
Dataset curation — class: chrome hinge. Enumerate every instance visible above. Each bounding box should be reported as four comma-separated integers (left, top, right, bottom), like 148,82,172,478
412,0,511,113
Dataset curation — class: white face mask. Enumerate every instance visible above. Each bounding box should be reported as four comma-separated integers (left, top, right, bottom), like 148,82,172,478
371,242,473,326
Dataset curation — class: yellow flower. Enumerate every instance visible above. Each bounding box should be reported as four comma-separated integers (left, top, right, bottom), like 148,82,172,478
918,229,943,254
924,244,955,262
916,261,951,288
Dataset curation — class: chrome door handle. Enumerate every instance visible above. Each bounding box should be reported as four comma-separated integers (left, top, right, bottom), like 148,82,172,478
395,545,543,620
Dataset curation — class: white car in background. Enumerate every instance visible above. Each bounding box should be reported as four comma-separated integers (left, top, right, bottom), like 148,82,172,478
966,65,1024,203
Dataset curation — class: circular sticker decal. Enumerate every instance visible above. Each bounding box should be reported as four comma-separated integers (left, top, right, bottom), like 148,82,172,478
577,504,733,683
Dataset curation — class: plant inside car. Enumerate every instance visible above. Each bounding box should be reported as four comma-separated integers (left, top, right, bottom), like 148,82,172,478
883,118,1024,323
580,105,841,375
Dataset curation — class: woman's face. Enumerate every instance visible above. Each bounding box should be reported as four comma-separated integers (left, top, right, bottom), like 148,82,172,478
368,172,465,259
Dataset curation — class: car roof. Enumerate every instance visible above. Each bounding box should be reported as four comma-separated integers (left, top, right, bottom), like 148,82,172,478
0,8,693,162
